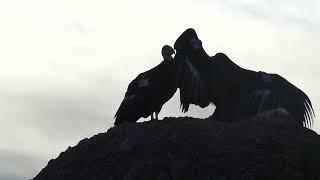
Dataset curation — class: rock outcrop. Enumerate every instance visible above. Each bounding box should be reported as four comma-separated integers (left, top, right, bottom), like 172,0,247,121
34,115,320,180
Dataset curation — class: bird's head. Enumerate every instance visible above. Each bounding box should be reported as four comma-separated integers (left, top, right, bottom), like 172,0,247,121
174,28,203,55
162,45,175,61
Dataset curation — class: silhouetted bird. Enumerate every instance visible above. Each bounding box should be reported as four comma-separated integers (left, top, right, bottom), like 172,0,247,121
173,28,315,128
114,45,177,126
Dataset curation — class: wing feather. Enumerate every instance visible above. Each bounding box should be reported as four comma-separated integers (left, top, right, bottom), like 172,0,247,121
176,55,211,112
271,74,315,128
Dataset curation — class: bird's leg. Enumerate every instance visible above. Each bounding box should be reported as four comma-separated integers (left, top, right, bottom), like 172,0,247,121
150,112,154,121
155,113,159,120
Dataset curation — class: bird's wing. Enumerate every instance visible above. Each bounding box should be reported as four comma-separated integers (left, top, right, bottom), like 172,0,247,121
176,55,211,112
114,74,152,124
271,74,315,128
125,61,166,96
114,93,137,119
125,73,148,96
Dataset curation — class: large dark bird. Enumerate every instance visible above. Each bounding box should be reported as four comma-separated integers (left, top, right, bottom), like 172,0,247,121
174,28,315,128
114,45,177,126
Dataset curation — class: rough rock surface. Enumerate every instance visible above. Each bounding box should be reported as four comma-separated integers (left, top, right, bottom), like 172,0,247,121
34,116,320,180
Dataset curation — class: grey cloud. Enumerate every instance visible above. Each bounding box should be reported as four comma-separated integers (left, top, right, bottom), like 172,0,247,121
206,0,320,30
0,72,119,141
0,150,43,179
0,175,22,180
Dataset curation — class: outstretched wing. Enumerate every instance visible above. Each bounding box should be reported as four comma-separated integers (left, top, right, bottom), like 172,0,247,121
271,74,315,128
175,54,211,112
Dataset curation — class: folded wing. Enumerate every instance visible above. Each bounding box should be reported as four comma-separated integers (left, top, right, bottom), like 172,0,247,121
176,54,211,112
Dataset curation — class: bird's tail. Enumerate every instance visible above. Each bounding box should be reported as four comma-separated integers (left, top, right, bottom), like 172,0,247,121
114,95,138,126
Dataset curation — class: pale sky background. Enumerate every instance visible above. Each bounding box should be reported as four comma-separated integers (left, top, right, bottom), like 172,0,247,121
0,0,319,179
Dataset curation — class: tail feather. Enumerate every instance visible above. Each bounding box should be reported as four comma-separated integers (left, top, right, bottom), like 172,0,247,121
114,95,139,126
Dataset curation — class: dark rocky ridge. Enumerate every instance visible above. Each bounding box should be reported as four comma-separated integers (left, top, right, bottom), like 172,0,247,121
34,116,320,180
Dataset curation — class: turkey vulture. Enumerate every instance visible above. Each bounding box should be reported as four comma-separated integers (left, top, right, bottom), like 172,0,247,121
173,28,315,128
114,45,177,126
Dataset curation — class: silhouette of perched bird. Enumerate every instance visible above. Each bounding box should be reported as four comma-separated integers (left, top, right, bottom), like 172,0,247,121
114,45,177,126
173,28,315,128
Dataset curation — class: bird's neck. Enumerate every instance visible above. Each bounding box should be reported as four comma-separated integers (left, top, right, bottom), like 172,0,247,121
162,54,174,61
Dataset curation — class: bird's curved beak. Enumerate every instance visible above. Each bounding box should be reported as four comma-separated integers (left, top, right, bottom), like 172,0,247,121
170,48,176,56
173,49,184,64
172,49,176,55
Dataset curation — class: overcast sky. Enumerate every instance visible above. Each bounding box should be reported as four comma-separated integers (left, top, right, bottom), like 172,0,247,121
0,0,319,179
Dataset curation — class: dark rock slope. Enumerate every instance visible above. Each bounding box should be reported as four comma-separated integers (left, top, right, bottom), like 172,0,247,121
34,116,320,180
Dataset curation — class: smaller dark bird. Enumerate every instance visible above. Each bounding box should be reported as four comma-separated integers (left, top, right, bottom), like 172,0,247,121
114,45,177,126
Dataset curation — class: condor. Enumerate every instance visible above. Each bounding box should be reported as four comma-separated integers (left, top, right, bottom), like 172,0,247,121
114,45,177,126
174,28,314,128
